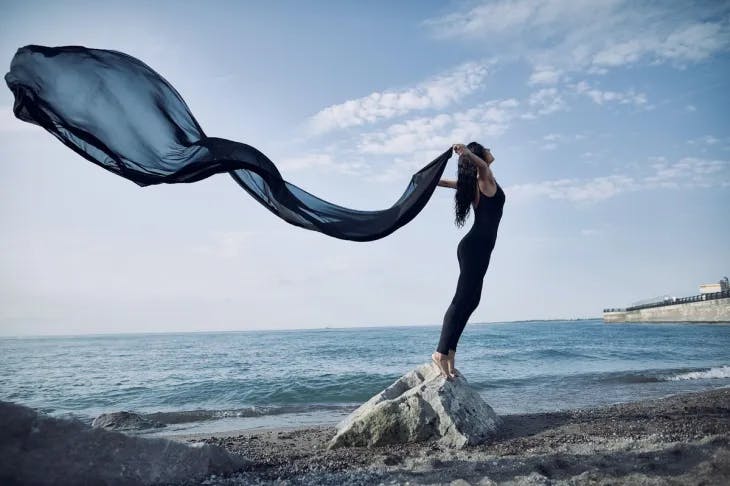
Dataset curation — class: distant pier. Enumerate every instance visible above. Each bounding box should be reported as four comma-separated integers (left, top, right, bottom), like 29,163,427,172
603,289,730,323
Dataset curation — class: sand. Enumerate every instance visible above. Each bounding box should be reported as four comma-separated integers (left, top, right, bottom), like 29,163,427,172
168,387,730,485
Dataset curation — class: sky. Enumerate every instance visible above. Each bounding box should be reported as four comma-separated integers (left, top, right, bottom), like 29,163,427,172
0,0,728,336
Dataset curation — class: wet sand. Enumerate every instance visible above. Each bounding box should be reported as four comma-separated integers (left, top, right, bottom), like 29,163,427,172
170,387,730,485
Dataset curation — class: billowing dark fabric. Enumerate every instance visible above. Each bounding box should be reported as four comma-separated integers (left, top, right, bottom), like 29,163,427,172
437,183,505,354
4,45,453,242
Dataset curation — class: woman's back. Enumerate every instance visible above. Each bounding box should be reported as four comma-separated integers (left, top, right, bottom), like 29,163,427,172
468,182,505,242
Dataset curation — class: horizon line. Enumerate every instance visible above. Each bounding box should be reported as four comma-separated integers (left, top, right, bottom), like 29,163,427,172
0,317,603,339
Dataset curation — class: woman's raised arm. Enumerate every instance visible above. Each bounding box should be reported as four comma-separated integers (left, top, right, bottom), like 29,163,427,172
438,179,457,189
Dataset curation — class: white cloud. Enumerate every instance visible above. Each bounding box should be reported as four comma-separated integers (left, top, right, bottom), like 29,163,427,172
522,88,567,118
508,156,730,203
279,95,520,182
688,135,720,146
643,157,730,189
591,39,646,67
528,66,562,85
686,135,730,153
423,0,618,40
539,134,565,151
508,174,635,203
573,81,648,106
356,98,520,156
593,21,730,67
291,97,520,183
536,132,588,150
305,61,490,135
423,1,730,74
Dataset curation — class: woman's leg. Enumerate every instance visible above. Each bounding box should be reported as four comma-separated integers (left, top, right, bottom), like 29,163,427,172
449,277,483,352
436,263,481,355
450,253,490,353
443,277,482,378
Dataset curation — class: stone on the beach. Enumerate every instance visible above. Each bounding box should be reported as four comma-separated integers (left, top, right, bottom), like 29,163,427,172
0,401,248,485
92,410,166,431
328,362,500,449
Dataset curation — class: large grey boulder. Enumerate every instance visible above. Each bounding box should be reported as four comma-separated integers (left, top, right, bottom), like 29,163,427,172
92,411,166,431
0,401,248,485
328,362,500,449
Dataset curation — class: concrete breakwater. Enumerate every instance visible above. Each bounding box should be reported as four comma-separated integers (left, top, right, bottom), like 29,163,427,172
604,290,730,323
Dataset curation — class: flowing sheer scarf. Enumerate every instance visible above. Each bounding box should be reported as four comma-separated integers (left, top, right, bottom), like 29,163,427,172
5,45,453,241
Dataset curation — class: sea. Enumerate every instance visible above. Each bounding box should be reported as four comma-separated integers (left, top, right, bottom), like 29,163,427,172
1,319,729,437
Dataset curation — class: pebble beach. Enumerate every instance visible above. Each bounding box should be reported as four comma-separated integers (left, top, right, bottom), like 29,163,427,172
173,387,730,485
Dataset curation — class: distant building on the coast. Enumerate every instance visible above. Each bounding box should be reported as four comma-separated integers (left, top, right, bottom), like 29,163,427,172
699,276,729,294
603,276,730,323
700,283,722,294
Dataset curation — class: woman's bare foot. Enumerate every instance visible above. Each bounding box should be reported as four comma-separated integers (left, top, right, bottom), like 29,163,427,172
431,352,452,380
447,350,460,378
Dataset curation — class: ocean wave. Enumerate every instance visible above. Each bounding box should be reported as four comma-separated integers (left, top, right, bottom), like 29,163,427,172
666,365,730,381
577,366,730,385
598,372,664,384
472,366,730,390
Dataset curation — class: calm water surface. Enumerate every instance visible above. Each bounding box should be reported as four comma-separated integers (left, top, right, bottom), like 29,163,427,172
1,320,728,435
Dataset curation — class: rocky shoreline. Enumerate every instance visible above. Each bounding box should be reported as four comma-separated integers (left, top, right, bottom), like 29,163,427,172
174,387,730,485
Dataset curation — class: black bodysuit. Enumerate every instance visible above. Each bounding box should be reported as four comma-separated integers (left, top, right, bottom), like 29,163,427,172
437,182,505,354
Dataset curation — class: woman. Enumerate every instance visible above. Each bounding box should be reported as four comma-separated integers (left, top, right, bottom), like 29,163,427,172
431,142,505,380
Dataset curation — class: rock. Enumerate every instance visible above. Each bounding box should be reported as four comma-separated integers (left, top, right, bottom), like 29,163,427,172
328,362,500,449
506,472,551,485
92,411,165,431
477,478,498,486
0,401,248,485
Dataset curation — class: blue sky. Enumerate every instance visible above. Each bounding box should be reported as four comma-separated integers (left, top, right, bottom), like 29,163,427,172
1,0,728,336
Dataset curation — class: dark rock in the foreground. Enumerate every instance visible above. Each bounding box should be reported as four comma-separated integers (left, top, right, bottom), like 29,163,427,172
0,401,248,485
92,410,166,431
328,362,500,449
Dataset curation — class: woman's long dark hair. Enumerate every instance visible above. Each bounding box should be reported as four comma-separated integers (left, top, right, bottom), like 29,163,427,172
454,141,487,228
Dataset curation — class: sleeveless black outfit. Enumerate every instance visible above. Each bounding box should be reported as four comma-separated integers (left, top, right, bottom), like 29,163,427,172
437,182,505,354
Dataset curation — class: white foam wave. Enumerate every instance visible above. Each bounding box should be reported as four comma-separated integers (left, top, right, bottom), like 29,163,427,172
668,365,730,381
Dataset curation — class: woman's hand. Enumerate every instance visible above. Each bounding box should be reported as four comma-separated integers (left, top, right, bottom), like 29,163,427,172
452,143,471,156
